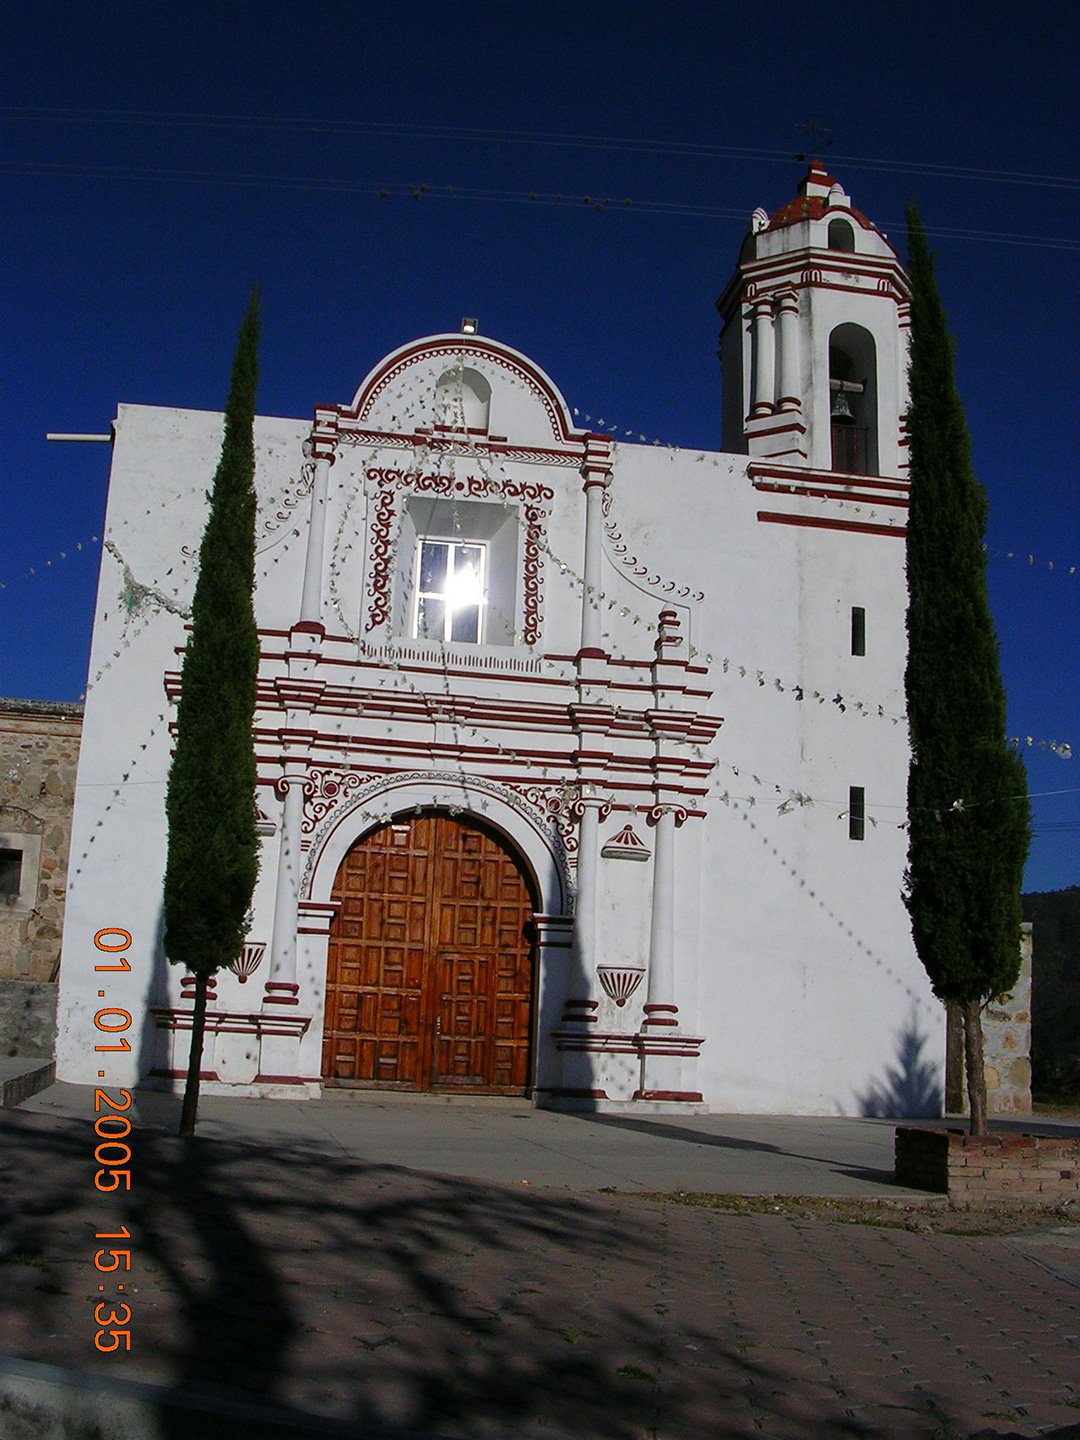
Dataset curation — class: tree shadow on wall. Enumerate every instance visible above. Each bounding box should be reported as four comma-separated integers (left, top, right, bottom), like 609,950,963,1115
854,1013,943,1119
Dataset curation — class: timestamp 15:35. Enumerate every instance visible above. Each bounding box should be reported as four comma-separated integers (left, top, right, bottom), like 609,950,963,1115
91,925,136,1354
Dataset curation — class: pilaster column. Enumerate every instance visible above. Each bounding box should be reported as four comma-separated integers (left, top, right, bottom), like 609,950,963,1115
560,791,611,1025
575,801,600,976
298,447,334,627
750,298,776,418
775,290,801,411
580,435,611,655
641,805,683,1028
264,763,307,1007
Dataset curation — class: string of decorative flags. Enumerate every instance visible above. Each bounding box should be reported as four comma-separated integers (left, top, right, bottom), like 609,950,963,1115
68,364,1074,775
18,366,1075,835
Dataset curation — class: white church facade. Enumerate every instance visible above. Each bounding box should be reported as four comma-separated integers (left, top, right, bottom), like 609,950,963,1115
56,164,943,1114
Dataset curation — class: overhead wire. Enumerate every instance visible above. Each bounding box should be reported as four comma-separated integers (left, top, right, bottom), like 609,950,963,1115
3,105,1078,191
3,160,1078,253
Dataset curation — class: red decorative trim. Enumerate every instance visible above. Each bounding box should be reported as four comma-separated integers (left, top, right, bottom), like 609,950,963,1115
253,1074,320,1086
633,1090,704,1103
363,466,553,641
257,462,316,542
432,422,489,436
302,769,373,834
336,428,581,467
601,516,707,602
748,463,908,494
365,467,555,506
554,1029,703,1058
597,965,645,1006
754,481,908,510
746,418,807,439
365,486,397,632
546,1087,610,1100
151,1007,311,1038
757,511,906,538
150,1068,221,1081
522,504,545,645
344,336,580,445
560,1007,599,1025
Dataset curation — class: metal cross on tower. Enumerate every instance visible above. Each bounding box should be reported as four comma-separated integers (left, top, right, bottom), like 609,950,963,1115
795,114,833,162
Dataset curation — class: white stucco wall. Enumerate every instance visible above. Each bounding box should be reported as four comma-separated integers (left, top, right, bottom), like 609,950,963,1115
55,366,939,1113
57,175,943,1113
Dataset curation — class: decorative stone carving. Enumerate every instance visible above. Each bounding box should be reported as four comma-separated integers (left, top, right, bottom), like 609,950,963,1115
601,824,650,861
362,466,554,641
302,769,372,835
597,965,645,1007
228,941,266,985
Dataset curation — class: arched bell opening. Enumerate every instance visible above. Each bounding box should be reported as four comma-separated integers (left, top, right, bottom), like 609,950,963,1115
321,808,540,1094
827,217,857,253
434,366,492,433
829,323,878,475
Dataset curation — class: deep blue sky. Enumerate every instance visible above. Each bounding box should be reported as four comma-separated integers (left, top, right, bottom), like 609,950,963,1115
2,1,1077,892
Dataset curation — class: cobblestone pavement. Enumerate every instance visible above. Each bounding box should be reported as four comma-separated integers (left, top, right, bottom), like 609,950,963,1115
2,1109,1078,1439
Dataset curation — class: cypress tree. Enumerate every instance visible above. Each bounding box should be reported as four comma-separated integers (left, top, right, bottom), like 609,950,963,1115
164,291,262,1137
903,207,1030,1136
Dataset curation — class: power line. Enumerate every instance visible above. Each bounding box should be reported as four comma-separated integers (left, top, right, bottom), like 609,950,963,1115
4,161,1078,253
3,105,1078,192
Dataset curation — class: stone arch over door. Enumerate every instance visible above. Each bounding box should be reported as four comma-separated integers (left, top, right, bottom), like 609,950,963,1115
322,809,541,1093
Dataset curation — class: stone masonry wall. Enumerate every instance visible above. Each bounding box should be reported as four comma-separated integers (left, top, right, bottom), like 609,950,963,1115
0,700,83,987
944,925,1033,1116
0,979,58,1058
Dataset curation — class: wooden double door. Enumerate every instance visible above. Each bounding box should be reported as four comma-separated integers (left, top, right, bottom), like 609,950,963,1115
322,812,537,1093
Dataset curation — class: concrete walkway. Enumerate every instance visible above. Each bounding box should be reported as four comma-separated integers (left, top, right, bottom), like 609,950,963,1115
17,1079,936,1197
3,1088,1079,1439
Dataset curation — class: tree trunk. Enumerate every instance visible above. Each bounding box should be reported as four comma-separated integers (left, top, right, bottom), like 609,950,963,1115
961,996,988,1137
178,973,208,1137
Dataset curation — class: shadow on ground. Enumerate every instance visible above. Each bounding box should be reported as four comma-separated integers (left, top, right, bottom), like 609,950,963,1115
2,1109,1076,1440
568,1110,898,1187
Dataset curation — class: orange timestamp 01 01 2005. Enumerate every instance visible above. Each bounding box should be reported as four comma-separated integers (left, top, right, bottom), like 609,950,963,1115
90,925,136,1354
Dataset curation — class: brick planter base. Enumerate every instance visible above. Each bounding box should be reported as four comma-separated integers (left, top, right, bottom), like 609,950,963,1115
896,1126,1080,1206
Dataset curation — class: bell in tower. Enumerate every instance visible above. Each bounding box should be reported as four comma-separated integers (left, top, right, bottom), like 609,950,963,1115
717,162,910,480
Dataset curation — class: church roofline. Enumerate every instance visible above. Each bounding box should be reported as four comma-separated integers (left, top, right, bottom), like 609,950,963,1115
329,332,583,447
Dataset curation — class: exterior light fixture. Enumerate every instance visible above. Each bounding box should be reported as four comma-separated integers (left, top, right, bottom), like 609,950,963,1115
460,317,478,334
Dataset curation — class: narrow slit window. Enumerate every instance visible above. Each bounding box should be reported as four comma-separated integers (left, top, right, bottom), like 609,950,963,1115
849,787,865,842
851,606,866,656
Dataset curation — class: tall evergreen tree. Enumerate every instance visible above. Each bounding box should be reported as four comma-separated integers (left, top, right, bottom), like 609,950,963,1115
903,207,1030,1136
164,291,262,1137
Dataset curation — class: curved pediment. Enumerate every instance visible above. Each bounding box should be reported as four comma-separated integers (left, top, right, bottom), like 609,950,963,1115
338,333,581,450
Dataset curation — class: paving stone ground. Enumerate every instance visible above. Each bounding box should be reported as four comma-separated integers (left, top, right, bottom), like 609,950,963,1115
2,1106,1079,1439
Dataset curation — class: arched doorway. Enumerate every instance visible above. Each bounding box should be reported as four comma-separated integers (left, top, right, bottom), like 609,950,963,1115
322,810,538,1093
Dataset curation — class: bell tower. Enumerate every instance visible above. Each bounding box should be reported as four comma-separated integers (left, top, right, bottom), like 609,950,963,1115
718,162,910,478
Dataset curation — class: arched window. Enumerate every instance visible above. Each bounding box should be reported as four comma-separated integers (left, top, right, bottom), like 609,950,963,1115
829,324,878,475
434,366,492,433
827,218,856,253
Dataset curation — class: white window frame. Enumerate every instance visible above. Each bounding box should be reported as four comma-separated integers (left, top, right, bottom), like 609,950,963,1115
411,537,489,644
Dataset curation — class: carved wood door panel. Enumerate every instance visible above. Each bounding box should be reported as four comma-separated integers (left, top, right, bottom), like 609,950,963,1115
323,812,535,1092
